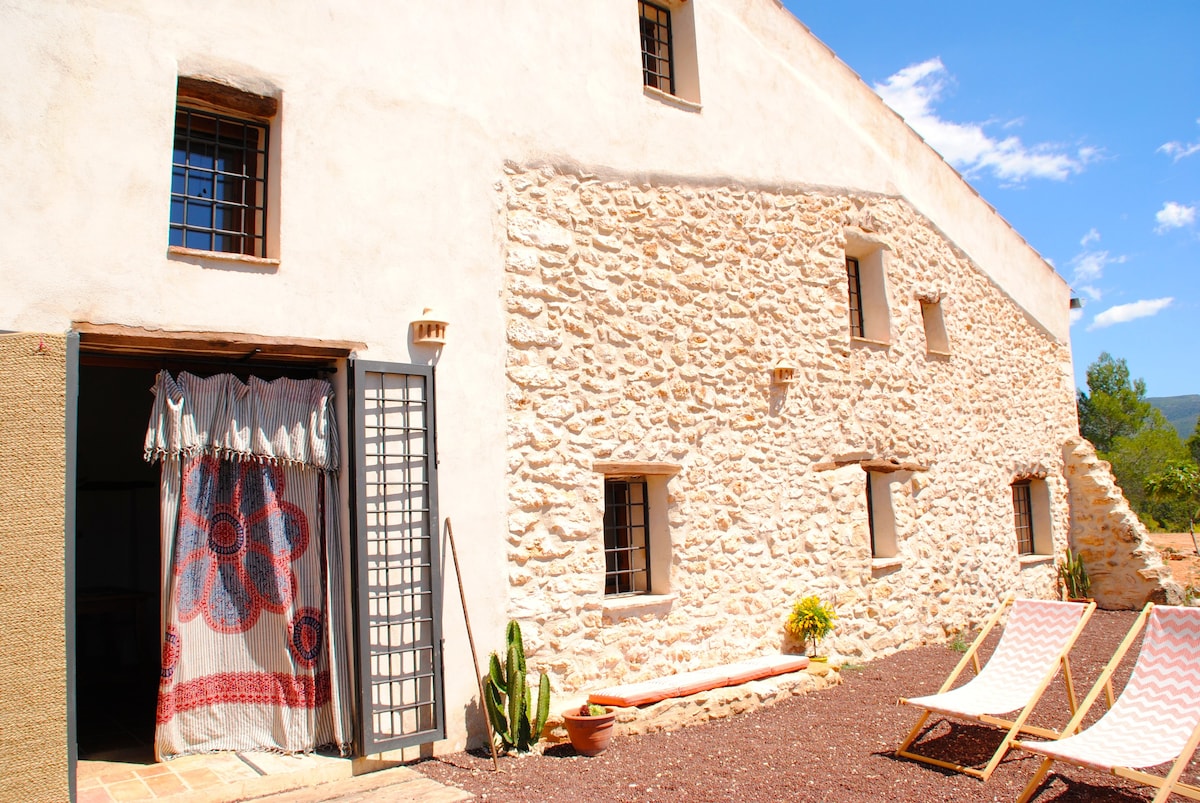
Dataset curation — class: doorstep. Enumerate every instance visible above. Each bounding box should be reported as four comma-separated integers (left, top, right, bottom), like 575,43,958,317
76,750,357,803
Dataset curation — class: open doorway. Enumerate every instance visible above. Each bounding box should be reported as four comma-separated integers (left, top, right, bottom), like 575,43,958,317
75,362,161,761
73,357,325,761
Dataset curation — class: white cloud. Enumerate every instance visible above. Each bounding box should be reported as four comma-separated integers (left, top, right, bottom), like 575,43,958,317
1069,306,1085,325
873,58,1097,183
1080,228,1100,246
1158,119,1200,161
1068,249,1125,299
1155,201,1196,233
1087,298,1173,331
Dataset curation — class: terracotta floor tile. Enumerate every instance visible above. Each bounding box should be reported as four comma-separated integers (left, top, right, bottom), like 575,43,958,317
106,779,152,802
77,788,116,803
143,772,189,797
133,763,171,779
177,768,221,790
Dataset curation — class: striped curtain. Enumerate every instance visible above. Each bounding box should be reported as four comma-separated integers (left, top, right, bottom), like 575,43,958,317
145,371,352,758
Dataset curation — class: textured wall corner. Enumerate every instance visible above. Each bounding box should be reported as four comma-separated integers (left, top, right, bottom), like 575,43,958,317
0,333,70,802
1062,436,1180,609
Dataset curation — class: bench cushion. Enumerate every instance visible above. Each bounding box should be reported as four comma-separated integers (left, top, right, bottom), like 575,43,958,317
588,654,810,707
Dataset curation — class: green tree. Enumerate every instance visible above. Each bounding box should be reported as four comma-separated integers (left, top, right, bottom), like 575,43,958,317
1145,460,1200,550
1077,352,1153,454
1107,410,1191,531
1188,417,1200,464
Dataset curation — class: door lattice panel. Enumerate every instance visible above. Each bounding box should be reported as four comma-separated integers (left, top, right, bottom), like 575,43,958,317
352,361,443,753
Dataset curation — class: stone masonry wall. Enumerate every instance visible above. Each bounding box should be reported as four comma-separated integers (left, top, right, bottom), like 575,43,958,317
500,164,1079,694
1063,436,1179,608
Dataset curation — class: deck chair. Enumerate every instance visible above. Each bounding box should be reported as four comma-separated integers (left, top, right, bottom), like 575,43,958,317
896,596,1096,781
1014,604,1200,803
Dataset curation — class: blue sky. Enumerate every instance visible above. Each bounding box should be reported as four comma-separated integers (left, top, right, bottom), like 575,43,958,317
786,2,1200,398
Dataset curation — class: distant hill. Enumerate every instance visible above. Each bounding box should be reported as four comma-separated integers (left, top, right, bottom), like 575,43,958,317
1148,395,1200,439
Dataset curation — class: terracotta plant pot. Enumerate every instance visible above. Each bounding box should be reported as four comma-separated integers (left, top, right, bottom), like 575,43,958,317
562,706,616,756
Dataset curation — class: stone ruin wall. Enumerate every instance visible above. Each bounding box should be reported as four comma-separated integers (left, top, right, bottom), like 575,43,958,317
500,163,1080,693
1063,436,1180,608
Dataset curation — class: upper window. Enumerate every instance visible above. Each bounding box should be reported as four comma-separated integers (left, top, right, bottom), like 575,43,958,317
847,256,865,338
639,1,674,95
637,1,700,107
604,476,650,595
844,229,893,343
170,78,277,259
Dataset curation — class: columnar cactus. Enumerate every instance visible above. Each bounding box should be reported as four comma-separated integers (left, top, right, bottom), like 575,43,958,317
483,620,551,752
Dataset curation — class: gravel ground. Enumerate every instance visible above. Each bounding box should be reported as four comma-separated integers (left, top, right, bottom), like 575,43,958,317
415,608,1200,802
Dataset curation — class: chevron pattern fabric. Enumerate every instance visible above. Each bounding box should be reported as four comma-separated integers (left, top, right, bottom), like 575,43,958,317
908,599,1089,718
1021,606,1200,771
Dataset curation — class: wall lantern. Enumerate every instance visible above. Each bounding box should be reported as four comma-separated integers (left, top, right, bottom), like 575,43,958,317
411,308,448,346
772,364,796,385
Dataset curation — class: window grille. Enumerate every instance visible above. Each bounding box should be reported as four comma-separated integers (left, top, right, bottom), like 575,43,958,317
604,477,650,595
171,107,269,257
639,1,674,94
1012,481,1034,555
847,256,864,337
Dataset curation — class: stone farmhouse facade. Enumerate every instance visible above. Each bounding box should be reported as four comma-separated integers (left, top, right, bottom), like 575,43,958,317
0,1,1174,799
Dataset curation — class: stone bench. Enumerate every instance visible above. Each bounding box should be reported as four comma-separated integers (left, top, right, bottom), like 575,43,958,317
587,654,811,707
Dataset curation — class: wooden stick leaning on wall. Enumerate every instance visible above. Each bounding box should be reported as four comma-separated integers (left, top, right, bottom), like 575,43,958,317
445,518,501,772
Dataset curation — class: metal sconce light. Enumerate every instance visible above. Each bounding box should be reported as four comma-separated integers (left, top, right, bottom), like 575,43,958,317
412,308,448,346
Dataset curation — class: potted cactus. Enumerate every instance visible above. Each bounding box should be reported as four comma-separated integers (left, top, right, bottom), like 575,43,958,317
561,702,616,756
483,620,551,753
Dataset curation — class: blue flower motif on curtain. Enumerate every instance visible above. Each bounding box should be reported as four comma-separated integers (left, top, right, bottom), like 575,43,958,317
175,456,310,634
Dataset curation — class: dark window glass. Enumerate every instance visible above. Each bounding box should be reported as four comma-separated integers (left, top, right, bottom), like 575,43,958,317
604,477,650,595
847,256,864,337
639,1,674,94
170,107,268,257
1013,481,1034,555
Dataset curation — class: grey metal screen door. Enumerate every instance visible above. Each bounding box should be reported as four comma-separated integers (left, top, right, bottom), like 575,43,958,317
350,360,444,753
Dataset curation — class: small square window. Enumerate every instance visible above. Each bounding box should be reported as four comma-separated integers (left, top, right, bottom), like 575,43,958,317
639,1,674,95
604,476,650,595
170,79,275,259
920,299,950,354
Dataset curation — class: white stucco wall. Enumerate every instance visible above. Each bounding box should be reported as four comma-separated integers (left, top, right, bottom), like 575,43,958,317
0,0,1074,759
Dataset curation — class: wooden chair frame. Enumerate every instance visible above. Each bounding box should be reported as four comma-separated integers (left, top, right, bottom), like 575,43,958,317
896,595,1096,781
1015,603,1200,803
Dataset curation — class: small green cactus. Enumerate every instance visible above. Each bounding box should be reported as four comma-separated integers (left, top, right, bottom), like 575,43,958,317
483,620,551,752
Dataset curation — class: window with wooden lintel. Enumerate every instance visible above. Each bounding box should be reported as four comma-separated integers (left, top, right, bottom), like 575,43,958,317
170,78,277,259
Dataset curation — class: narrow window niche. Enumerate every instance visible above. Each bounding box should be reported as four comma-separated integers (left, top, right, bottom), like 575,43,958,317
918,292,950,355
844,227,893,344
866,470,899,561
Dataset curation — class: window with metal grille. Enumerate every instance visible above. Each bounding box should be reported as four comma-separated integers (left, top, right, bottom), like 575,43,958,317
847,256,865,338
171,107,269,257
640,1,674,95
604,477,650,595
1013,480,1034,555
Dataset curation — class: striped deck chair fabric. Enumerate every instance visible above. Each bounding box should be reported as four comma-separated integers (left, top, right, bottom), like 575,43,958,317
897,597,1096,781
1015,604,1200,803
